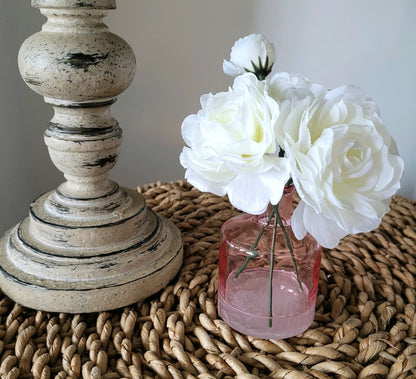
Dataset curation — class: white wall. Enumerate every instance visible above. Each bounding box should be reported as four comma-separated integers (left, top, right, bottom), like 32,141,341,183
0,0,414,235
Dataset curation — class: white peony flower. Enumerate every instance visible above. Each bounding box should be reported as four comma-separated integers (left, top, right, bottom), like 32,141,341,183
223,34,276,80
180,73,290,214
275,84,404,248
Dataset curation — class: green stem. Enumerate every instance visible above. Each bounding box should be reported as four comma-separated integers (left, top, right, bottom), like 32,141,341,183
269,205,278,327
234,208,275,279
275,209,303,291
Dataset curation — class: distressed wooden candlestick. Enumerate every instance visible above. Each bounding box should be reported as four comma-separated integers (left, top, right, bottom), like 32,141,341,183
0,0,183,313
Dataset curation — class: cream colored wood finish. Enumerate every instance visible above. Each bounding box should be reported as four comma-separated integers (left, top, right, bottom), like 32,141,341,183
0,0,183,313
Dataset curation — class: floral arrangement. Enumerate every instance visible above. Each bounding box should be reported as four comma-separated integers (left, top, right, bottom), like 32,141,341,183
180,33,404,250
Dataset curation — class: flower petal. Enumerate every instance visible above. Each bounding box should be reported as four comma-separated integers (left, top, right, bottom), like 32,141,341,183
183,166,227,198
258,159,291,204
291,201,308,240
227,173,270,214
293,202,348,248
223,59,245,77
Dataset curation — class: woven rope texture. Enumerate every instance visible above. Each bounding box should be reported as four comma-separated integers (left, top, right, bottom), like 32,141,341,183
0,181,415,378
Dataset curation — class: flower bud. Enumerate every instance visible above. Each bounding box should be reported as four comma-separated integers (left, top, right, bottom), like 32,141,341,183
223,34,276,80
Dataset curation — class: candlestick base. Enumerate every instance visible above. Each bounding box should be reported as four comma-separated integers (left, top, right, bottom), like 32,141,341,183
0,187,182,313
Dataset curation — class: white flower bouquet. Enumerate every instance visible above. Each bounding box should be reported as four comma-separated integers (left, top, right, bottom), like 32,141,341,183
180,33,403,249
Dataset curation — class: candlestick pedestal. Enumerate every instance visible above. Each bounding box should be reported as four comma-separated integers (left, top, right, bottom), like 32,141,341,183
0,0,183,313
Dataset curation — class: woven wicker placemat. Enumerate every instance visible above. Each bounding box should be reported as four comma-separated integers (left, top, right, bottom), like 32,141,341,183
0,181,415,379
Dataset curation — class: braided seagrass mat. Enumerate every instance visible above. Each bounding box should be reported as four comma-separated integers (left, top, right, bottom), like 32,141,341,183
0,181,416,379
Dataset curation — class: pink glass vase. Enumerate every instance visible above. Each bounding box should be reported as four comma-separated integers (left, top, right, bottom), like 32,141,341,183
218,186,322,339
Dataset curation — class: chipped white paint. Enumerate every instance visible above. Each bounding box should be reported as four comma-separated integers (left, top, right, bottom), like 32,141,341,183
0,0,183,313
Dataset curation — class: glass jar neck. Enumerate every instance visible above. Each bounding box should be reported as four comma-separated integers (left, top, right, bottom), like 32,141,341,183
256,185,294,226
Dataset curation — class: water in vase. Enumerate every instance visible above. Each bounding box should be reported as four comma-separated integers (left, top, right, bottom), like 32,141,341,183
218,268,315,339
